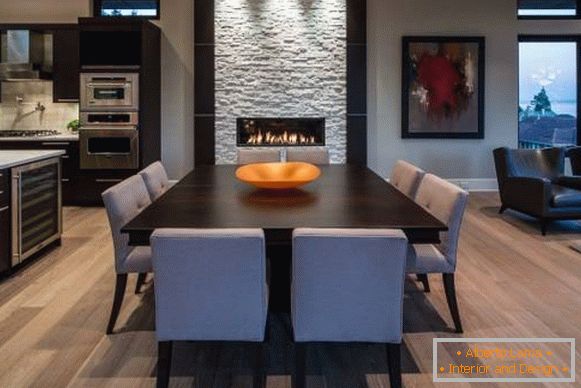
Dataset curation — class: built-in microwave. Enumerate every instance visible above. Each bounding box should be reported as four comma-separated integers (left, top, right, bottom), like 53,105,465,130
80,73,139,112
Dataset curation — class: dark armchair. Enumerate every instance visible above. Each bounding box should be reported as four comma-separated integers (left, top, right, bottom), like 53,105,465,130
493,147,581,235
567,146,581,176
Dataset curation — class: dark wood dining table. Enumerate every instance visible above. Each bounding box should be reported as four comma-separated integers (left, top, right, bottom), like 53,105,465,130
122,164,446,245
122,164,447,310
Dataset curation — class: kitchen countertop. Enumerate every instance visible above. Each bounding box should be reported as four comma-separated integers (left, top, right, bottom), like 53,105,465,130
0,150,66,169
0,134,79,142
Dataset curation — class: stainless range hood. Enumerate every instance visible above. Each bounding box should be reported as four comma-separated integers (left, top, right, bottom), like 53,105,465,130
0,30,52,82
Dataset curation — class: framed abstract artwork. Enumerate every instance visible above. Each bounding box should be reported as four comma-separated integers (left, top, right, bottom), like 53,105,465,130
402,36,485,139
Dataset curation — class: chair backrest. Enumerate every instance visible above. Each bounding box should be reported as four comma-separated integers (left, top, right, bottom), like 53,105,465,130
415,174,468,268
286,148,330,165
493,147,564,191
237,149,281,165
566,147,581,175
292,228,408,343
102,175,152,273
139,161,170,202
151,228,268,342
390,160,426,199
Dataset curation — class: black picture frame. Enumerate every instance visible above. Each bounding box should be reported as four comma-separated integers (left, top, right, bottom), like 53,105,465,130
402,36,485,139
93,0,160,20
517,0,581,20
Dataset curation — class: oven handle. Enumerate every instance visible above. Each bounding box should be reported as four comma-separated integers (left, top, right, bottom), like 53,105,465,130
87,83,131,88
83,123,136,127
42,142,70,146
80,127,137,131
82,65,140,70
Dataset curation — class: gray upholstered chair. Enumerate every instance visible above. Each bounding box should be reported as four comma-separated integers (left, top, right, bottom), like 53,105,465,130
151,228,269,388
237,149,281,164
390,160,426,199
102,175,153,334
139,161,171,202
406,174,468,333
291,228,408,388
286,148,330,165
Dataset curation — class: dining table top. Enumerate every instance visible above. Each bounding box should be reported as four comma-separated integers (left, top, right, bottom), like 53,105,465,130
122,164,447,246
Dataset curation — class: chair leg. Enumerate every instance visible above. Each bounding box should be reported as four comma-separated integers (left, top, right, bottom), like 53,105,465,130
135,272,147,294
106,274,128,334
157,341,173,388
540,219,548,236
253,342,266,388
442,273,463,333
499,205,507,214
386,343,402,388
293,343,306,388
417,274,430,292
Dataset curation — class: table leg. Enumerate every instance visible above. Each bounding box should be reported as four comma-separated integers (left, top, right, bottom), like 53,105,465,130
266,243,292,313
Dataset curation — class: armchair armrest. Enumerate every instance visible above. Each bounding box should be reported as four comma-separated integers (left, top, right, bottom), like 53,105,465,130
501,177,552,216
555,176,581,190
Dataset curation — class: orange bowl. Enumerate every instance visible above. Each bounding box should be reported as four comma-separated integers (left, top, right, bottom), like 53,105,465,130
236,162,321,189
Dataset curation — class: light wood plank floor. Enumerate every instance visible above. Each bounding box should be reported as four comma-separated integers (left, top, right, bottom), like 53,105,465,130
0,193,580,387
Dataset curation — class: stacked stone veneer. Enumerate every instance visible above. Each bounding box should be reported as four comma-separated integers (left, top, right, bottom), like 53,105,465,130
215,0,347,164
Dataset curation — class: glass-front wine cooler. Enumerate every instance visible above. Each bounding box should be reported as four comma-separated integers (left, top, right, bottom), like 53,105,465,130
11,158,62,265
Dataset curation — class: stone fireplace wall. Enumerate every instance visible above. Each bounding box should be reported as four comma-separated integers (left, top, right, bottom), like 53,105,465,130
215,0,347,164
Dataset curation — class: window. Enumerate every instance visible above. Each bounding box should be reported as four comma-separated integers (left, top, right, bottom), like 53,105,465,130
519,37,579,149
94,0,160,18
518,0,578,18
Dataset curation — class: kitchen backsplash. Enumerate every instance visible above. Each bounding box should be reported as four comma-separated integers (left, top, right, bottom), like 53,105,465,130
0,81,78,132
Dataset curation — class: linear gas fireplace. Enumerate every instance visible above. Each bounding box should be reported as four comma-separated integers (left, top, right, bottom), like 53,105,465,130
237,118,325,147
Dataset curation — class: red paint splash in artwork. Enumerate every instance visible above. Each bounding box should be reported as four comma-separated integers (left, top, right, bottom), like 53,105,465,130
416,53,463,118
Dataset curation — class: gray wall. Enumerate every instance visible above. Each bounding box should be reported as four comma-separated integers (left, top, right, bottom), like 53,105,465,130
0,0,194,180
368,0,517,180
3,0,581,180
158,0,194,178
368,0,581,181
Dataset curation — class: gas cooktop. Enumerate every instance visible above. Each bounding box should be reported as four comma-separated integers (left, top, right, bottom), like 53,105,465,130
0,130,60,138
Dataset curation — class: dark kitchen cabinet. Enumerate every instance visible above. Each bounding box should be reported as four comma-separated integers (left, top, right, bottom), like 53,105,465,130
78,18,161,167
0,140,79,178
53,27,80,103
60,171,134,207
75,172,135,204
0,141,79,205
0,141,136,206
0,169,10,274
57,168,135,207
0,23,79,104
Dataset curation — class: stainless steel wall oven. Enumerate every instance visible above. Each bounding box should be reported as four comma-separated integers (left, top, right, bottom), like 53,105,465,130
80,128,139,170
80,72,140,170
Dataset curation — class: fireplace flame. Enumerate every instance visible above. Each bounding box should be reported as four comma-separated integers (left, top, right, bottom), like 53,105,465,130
247,130,317,145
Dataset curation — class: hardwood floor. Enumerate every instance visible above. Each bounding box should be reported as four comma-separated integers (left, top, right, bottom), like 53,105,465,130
0,193,580,387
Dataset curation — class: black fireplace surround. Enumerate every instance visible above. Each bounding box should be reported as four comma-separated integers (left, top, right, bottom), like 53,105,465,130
237,118,325,147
